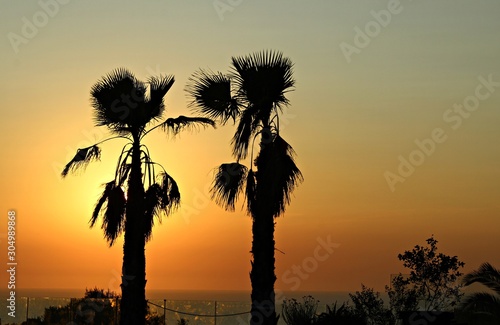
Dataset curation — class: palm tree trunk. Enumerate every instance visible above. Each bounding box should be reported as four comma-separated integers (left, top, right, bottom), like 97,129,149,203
120,134,147,325
250,210,277,325
249,128,279,325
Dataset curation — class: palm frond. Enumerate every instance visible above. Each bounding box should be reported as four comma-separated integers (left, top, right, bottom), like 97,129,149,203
245,169,256,213
145,74,175,122
160,172,181,213
460,292,500,321
231,108,256,160
90,181,126,246
231,50,295,111
90,68,147,131
463,263,500,296
103,184,126,245
144,183,162,242
117,163,131,186
90,181,114,228
142,171,181,241
61,145,101,177
211,163,248,211
160,115,215,136
255,135,303,217
186,69,239,124
114,145,133,186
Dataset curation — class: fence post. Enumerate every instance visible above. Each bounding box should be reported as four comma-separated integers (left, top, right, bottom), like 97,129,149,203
163,299,167,325
214,300,217,325
26,297,29,322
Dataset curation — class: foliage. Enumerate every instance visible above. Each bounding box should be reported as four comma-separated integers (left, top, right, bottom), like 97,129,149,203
187,50,302,217
85,286,120,298
315,301,366,325
61,145,101,177
21,317,43,325
282,296,318,325
385,236,465,311
349,284,395,325
145,313,164,325
63,68,214,246
177,319,189,325
73,298,116,324
281,296,369,325
43,305,73,325
462,262,500,296
43,298,116,325
385,274,420,314
40,288,176,324
456,262,500,324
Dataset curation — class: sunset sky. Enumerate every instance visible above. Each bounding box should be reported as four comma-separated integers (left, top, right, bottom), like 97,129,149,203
1,1,499,297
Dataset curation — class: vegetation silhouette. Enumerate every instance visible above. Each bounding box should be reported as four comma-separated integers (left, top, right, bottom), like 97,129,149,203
459,262,500,324
315,301,366,325
35,287,166,325
187,50,303,325
386,236,464,312
281,296,318,325
62,68,214,325
350,285,394,324
281,295,370,325
278,245,469,325
40,288,119,325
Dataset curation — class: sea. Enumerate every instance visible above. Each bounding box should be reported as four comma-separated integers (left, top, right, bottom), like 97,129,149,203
0,289,354,324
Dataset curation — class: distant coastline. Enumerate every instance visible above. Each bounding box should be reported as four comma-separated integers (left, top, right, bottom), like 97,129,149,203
2,288,353,303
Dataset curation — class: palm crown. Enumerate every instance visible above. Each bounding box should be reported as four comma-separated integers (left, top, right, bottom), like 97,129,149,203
187,50,302,217
62,68,214,245
460,262,500,323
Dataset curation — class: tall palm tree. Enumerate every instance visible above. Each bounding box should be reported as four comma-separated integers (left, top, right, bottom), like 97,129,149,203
461,262,500,324
186,50,303,325
62,68,214,325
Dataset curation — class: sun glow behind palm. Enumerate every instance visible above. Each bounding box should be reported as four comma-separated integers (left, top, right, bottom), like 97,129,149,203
0,1,499,300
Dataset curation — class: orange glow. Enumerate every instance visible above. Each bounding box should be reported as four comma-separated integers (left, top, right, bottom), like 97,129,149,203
1,2,500,298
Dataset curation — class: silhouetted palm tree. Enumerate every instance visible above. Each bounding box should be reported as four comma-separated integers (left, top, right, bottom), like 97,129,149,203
62,68,214,325
187,50,303,325
461,262,500,324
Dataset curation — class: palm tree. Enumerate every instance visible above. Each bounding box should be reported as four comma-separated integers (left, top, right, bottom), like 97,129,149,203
62,68,214,325
460,262,500,324
186,50,303,325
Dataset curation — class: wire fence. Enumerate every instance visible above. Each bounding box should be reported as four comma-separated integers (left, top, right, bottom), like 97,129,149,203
147,299,251,324
0,297,254,325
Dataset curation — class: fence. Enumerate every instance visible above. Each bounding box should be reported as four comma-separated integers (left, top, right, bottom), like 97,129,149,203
147,299,250,324
0,297,256,325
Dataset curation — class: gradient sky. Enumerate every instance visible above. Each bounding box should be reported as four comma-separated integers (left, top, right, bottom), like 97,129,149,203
1,1,499,296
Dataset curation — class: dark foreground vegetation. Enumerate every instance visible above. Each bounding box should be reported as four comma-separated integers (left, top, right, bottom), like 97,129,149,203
280,237,499,325
8,237,498,325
